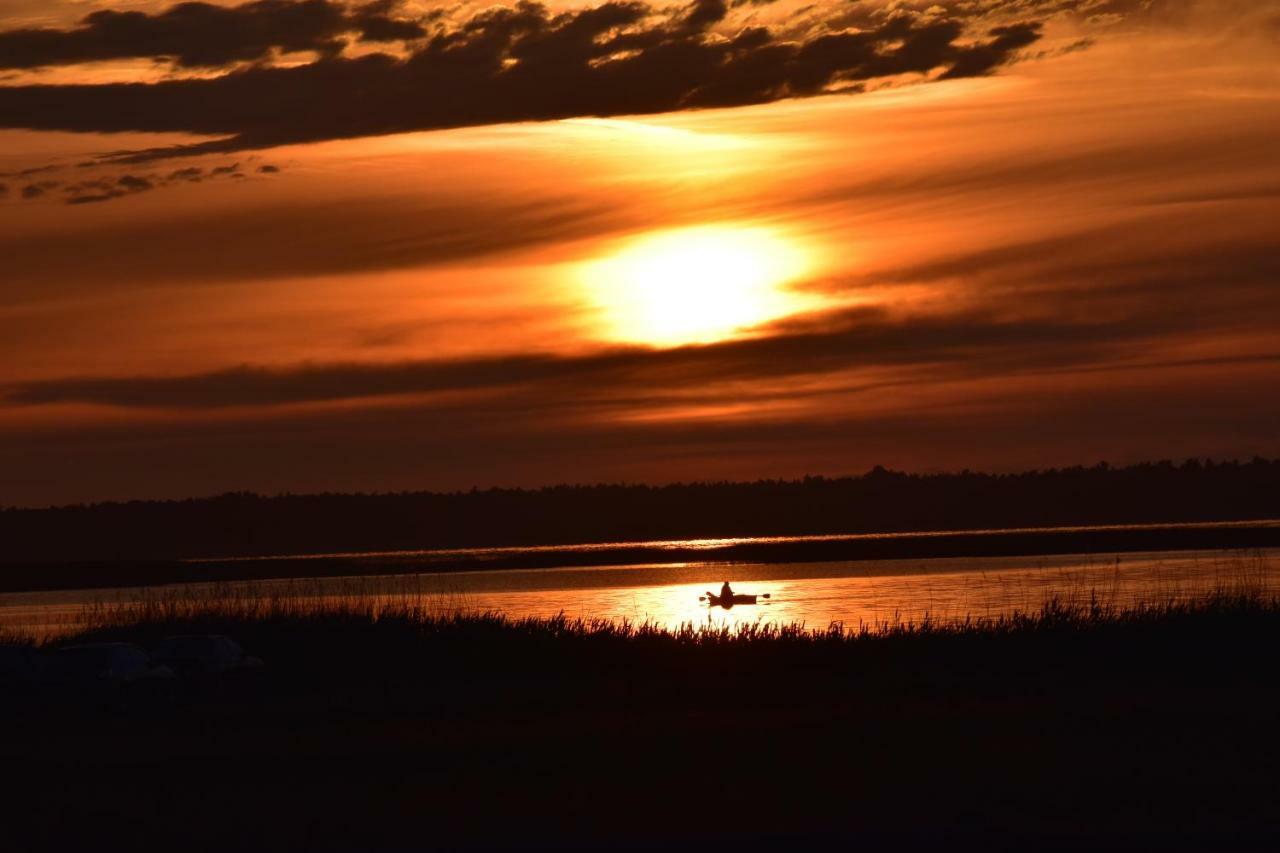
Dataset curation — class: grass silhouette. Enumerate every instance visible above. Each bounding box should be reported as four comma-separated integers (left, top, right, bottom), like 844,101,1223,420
12,556,1273,698
5,561,1279,851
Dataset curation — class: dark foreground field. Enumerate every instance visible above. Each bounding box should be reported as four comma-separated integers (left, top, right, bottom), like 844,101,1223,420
4,596,1280,852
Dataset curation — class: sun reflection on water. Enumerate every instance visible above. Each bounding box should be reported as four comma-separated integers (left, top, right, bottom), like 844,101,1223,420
6,548,1275,642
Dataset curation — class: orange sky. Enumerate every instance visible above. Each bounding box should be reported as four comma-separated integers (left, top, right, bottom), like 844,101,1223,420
1,0,1278,505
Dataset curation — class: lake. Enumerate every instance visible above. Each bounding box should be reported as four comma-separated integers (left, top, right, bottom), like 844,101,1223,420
3,543,1275,641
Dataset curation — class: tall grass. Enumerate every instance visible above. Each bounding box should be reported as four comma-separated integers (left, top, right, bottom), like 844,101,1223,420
39,577,1280,650
5,551,1273,653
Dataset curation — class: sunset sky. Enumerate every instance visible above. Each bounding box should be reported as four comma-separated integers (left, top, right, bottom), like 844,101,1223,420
1,0,1277,506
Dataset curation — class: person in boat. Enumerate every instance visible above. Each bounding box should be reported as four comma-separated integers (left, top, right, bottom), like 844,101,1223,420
719,580,733,602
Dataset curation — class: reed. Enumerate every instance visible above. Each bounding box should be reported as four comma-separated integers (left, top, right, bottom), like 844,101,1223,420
30,575,1279,655
5,567,1279,852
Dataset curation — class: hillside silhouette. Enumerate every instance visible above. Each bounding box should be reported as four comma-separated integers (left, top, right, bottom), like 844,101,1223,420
4,458,1280,567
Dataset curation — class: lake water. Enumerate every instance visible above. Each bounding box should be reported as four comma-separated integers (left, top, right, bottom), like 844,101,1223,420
3,545,1276,641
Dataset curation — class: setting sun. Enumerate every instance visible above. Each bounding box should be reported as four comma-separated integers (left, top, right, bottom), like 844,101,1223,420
579,224,816,346
5,0,1280,846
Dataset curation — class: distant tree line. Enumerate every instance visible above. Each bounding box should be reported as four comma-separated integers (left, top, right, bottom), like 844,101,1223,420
3,458,1280,562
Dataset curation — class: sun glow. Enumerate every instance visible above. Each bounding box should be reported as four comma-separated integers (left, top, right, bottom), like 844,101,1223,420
579,224,816,346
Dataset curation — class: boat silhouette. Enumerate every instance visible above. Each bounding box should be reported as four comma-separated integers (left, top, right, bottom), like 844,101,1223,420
702,591,770,607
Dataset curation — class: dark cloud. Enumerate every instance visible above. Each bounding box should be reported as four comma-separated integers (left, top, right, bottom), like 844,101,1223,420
0,0,428,70
57,171,157,203
8,191,1277,412
117,174,154,191
20,183,49,198
66,190,125,204
7,188,1277,502
793,0,1159,30
681,0,729,30
354,0,438,41
0,183,7,197
0,0,1047,160
31,159,278,205
7,284,1271,411
257,164,281,173
7,360,1278,507
0,193,633,295
938,22,1042,79
2,357,1274,507
6,306,1279,506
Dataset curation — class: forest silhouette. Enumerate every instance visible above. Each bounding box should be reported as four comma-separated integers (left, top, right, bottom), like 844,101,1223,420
4,458,1279,568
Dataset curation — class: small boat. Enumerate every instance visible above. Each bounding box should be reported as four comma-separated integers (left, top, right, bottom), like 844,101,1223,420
703,592,766,607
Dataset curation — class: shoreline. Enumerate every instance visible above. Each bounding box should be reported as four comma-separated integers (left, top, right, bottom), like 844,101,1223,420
4,518,1280,595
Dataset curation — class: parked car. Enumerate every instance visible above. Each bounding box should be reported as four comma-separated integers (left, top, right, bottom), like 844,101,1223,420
43,642,174,688
152,635,263,677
